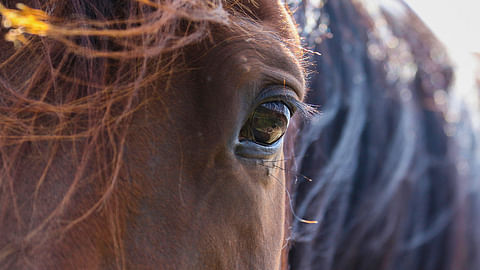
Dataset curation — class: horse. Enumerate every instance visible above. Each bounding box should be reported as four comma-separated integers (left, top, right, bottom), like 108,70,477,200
0,0,310,268
288,0,480,269
3,0,480,269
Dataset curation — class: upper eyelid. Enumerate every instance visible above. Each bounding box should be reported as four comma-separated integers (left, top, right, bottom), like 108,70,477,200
261,71,305,98
256,85,299,103
256,86,318,118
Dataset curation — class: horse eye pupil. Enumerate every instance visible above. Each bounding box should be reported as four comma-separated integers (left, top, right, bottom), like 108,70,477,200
240,101,291,145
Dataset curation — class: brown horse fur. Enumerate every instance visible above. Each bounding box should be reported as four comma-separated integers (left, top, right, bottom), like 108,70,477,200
0,0,307,268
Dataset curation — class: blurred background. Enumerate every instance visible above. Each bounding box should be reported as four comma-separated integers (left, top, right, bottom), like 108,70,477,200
288,1,480,269
405,0,480,127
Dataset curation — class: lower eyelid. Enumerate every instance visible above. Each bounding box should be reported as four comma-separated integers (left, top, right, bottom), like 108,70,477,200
235,139,283,159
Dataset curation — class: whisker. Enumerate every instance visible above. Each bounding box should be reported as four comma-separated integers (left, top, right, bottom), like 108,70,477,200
267,171,318,224
261,162,313,182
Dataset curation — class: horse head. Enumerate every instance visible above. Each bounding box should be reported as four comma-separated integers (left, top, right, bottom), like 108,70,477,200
0,0,307,269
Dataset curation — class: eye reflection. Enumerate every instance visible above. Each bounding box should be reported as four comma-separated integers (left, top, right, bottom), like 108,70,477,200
240,101,291,146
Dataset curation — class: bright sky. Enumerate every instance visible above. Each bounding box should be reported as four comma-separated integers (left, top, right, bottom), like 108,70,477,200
405,0,480,54
404,0,480,111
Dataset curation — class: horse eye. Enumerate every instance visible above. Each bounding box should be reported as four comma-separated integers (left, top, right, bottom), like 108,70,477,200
239,101,291,146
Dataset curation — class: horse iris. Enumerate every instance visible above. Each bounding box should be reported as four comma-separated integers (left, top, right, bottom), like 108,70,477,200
240,101,291,145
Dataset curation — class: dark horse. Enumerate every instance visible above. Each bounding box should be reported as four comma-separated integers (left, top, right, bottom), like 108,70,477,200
0,0,311,268
289,0,480,270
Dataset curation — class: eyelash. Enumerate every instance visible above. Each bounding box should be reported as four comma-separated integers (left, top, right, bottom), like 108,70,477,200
281,96,318,119
255,88,318,119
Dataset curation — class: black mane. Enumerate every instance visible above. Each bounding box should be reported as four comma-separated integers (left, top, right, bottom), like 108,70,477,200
289,1,480,269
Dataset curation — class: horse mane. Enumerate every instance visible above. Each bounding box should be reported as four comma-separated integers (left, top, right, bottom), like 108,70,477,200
289,0,480,269
0,0,304,267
